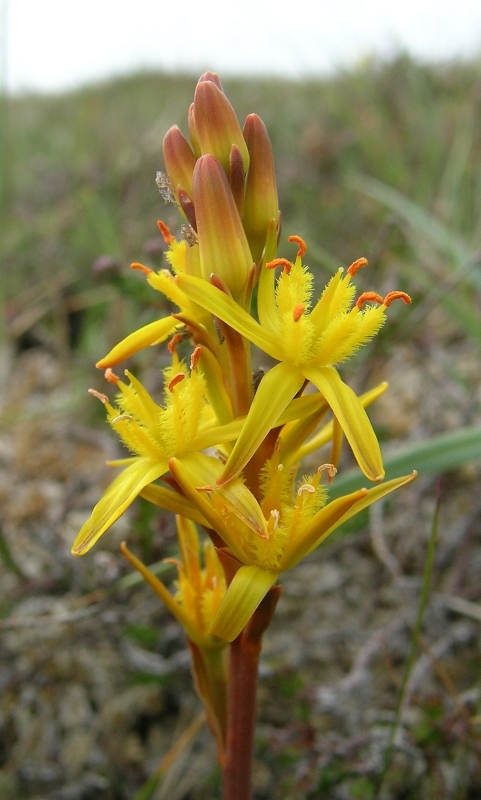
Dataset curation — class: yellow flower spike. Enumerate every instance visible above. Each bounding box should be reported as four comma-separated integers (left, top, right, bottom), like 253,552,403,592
176,247,411,483
193,75,250,177
242,113,279,264
193,154,254,302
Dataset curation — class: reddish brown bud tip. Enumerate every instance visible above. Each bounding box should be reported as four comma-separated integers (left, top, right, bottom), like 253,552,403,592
130,262,152,275
197,72,224,92
177,186,197,231
287,235,307,258
347,257,369,276
157,220,175,244
209,273,231,296
356,291,383,309
383,291,412,307
168,373,185,392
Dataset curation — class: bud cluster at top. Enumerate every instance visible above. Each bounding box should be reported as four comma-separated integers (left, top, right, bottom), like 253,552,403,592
161,72,279,301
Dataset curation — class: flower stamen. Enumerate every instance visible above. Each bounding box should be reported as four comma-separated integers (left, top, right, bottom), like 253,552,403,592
168,373,186,392
157,220,175,244
287,235,307,258
292,303,305,322
104,368,119,384
266,257,292,274
356,291,383,309
111,414,133,424
318,463,337,480
383,291,412,307
88,388,109,404
168,332,185,353
130,262,152,275
347,257,368,276
190,346,202,370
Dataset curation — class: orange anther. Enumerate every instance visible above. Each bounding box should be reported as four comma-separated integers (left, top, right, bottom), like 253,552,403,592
111,414,133,424
298,483,316,495
347,257,368,277
168,372,185,392
356,291,383,309
265,257,292,274
383,291,412,307
130,262,152,275
292,303,305,322
287,234,307,258
190,346,202,370
104,368,119,384
168,332,185,354
318,463,337,479
88,388,109,404
157,219,175,244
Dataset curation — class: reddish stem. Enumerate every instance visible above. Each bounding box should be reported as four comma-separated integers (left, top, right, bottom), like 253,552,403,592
222,586,282,800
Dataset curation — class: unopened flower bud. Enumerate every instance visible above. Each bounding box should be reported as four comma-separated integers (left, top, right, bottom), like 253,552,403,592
242,114,279,263
163,125,197,205
193,77,250,178
193,154,253,300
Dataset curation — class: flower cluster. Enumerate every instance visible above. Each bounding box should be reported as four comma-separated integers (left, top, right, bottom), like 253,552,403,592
73,73,415,761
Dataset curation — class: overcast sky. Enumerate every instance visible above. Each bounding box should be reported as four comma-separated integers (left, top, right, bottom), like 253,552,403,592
3,0,481,94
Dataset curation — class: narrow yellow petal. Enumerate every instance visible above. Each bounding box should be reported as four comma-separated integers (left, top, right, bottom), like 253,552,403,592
195,391,327,453
139,483,210,527
96,317,181,368
219,362,304,485
71,458,167,555
209,565,278,642
290,381,389,465
279,488,368,570
120,542,200,645
281,472,417,570
304,365,384,482
176,273,281,360
315,471,417,546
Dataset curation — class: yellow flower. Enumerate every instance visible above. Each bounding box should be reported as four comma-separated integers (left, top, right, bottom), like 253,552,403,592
121,517,229,751
176,241,411,484
72,354,215,555
121,517,227,650
169,451,416,641
72,351,333,556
